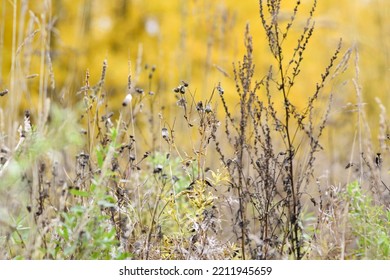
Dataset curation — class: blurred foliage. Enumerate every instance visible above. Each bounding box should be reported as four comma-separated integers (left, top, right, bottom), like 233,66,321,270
346,181,390,259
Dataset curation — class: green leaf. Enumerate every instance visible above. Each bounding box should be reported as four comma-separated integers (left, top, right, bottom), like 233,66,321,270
97,199,116,208
70,205,86,214
69,189,90,197
58,226,69,241
96,147,105,169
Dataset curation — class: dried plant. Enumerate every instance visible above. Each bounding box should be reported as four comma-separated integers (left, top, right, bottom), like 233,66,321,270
213,0,342,259
1,0,389,261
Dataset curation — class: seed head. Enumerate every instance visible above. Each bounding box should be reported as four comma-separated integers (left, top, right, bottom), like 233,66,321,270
0,89,9,96
153,164,163,174
205,104,212,113
122,93,133,107
162,127,169,139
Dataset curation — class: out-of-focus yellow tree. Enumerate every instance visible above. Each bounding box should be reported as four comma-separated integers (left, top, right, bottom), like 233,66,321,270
0,0,388,117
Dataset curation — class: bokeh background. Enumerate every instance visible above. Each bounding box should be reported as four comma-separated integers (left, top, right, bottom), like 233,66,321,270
0,0,389,163
1,1,388,100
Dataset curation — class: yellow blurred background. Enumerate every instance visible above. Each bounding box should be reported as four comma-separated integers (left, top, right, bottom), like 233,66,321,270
0,0,389,144
1,1,387,95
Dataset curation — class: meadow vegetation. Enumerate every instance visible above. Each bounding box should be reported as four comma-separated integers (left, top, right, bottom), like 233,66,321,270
0,0,389,259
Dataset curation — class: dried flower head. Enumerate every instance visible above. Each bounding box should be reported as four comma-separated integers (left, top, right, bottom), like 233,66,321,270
179,85,186,94
176,98,186,107
161,127,169,139
205,103,212,113
0,89,8,96
122,93,133,107
196,101,203,111
153,164,163,174
135,87,144,94
217,83,224,95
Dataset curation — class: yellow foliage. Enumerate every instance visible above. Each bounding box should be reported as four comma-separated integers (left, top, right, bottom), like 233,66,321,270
0,0,389,145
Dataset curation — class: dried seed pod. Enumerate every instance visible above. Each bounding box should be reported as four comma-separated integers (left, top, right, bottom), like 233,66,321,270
217,84,224,95
143,151,150,158
105,118,113,128
122,93,132,107
205,104,212,113
176,98,186,107
135,87,144,94
179,85,186,94
153,164,163,174
0,89,9,96
196,101,203,111
101,112,114,121
161,127,169,139
375,153,382,168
